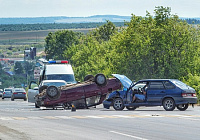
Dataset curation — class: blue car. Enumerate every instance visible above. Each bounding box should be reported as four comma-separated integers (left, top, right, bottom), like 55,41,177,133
103,74,197,111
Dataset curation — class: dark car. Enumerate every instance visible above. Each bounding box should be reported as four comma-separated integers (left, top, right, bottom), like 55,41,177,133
11,88,27,101
103,74,197,111
35,74,122,109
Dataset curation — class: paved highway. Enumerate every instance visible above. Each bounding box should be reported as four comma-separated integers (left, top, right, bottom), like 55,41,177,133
0,98,200,140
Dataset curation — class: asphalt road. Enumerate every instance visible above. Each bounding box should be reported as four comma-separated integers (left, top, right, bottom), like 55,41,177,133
0,98,200,140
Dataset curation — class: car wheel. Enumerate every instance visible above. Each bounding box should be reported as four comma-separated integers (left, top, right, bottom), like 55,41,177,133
113,98,125,111
2,97,4,99
177,104,188,111
24,98,27,101
39,85,48,93
11,98,14,101
46,86,60,100
84,75,94,81
126,106,137,110
94,73,107,86
163,98,175,111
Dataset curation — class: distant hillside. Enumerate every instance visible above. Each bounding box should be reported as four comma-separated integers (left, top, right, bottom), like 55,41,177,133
0,15,131,24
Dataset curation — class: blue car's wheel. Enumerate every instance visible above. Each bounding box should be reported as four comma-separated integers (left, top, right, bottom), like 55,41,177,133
126,106,137,110
113,98,124,111
177,104,188,111
163,98,175,111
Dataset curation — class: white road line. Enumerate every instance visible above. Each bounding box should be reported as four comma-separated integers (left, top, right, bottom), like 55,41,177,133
110,131,148,140
112,115,133,118
54,116,74,119
86,116,105,118
0,117,13,120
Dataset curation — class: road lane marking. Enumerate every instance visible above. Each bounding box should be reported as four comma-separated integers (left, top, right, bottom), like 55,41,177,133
43,116,58,119
55,116,74,119
0,117,13,120
112,115,133,118
27,116,44,120
71,116,88,119
12,117,27,120
110,131,148,140
86,116,105,118
98,115,119,118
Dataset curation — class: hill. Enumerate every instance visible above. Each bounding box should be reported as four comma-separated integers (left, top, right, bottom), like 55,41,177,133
0,15,131,24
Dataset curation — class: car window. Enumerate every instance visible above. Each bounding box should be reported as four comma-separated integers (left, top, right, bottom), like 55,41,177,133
170,79,190,89
163,81,175,89
132,83,146,90
149,82,164,89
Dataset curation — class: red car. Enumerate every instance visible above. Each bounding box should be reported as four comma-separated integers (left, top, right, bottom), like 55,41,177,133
35,74,122,109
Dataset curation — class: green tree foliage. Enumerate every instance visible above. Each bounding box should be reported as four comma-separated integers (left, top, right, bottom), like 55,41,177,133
14,62,24,74
45,30,82,60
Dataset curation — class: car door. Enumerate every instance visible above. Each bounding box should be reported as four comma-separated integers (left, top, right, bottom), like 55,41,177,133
147,81,166,103
27,81,39,103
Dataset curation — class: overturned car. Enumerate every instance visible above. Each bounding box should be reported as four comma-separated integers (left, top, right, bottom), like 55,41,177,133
35,74,122,108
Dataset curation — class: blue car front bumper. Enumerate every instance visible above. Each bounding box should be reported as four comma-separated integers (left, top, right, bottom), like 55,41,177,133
103,100,112,109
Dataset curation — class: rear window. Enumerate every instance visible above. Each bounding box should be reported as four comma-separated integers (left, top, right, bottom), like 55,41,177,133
170,79,189,89
13,89,25,92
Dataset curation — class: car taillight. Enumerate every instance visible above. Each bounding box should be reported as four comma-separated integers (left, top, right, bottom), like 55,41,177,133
13,92,17,94
3,92,5,94
182,93,196,97
23,92,26,94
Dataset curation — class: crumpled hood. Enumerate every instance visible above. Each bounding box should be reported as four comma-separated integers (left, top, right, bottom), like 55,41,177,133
112,74,132,89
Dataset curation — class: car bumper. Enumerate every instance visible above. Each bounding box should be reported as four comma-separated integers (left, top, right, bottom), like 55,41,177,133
174,97,198,105
103,100,112,109
12,95,26,99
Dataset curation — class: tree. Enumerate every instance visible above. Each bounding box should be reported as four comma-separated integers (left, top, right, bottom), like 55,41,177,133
45,30,82,60
14,62,24,74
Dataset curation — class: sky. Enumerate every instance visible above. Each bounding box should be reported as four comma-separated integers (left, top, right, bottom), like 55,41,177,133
0,0,200,18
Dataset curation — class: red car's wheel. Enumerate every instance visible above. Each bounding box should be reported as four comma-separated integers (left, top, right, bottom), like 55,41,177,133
39,85,48,93
46,86,60,100
84,75,94,81
94,73,107,86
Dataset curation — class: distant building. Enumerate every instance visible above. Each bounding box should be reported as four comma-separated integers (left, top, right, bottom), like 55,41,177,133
24,47,36,60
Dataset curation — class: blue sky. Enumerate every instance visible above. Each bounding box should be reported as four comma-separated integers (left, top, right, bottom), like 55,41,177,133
0,0,200,18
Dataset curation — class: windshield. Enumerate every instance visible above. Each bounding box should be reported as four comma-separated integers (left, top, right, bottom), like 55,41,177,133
46,74,76,83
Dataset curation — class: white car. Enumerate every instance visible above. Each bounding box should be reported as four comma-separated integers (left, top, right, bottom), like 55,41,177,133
28,80,68,107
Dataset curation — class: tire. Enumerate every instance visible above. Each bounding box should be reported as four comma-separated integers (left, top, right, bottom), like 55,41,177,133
84,75,94,81
46,86,60,100
24,98,27,101
163,98,175,111
39,85,48,93
113,98,125,111
177,104,188,111
2,97,4,99
11,98,14,101
126,106,137,110
94,73,107,86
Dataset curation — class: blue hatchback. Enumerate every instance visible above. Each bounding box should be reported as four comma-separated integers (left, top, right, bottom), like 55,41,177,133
103,74,197,111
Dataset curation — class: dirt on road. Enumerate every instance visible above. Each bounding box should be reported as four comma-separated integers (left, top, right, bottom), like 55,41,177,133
0,124,29,140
